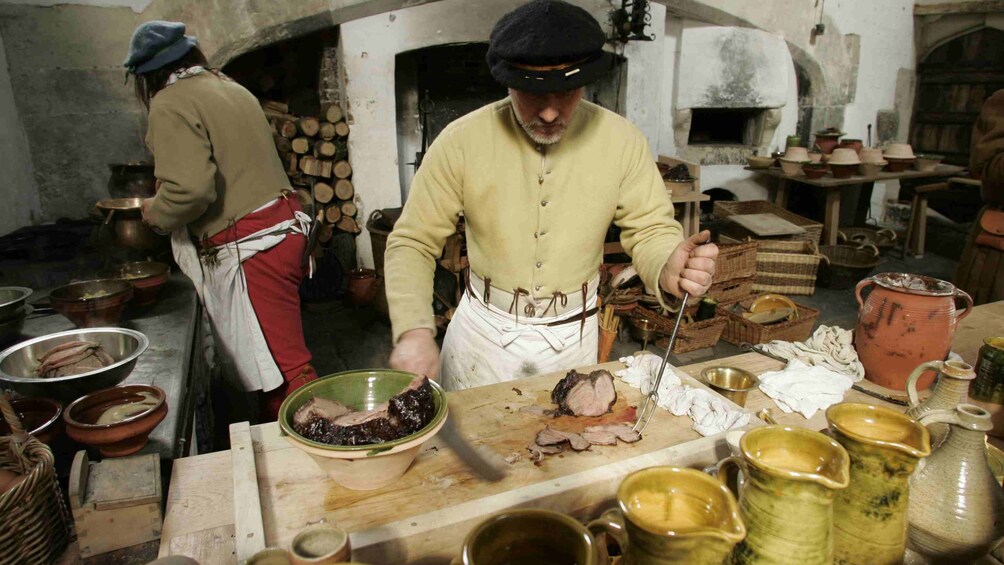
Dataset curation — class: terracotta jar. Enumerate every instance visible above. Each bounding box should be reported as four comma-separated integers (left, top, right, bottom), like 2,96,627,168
717,426,850,565
908,404,1004,563
826,403,931,565
346,268,381,306
854,273,973,391
905,359,974,446
838,138,863,154
815,132,843,155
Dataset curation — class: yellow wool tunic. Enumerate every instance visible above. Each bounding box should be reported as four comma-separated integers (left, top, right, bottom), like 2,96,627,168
386,98,684,343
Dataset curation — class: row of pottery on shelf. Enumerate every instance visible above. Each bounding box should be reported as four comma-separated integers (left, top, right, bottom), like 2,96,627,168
493,397,1004,565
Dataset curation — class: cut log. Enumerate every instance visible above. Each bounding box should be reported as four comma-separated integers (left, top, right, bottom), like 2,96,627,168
295,189,313,210
318,159,333,178
273,136,292,154
334,160,352,179
336,216,360,234
325,205,342,224
291,138,312,155
317,223,334,243
334,179,354,201
314,182,334,204
319,122,336,141
278,119,298,139
299,156,323,177
340,201,357,217
287,153,299,176
324,103,343,124
313,140,337,158
261,100,289,114
298,117,320,137
334,121,350,137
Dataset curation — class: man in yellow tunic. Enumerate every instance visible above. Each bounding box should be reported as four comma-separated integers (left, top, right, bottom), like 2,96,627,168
385,0,718,390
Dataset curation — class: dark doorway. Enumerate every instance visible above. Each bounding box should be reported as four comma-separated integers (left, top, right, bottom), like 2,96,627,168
688,109,761,145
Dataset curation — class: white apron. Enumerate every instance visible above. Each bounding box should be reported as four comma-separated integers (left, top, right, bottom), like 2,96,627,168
439,291,598,391
171,207,312,393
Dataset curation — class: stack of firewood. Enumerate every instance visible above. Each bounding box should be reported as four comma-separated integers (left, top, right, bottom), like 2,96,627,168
262,100,360,246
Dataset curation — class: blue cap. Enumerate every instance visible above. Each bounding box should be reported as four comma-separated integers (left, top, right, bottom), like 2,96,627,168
124,20,198,75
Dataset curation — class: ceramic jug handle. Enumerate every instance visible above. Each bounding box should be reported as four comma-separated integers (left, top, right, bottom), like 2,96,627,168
716,455,747,498
917,408,960,428
954,288,974,324
906,361,945,408
587,508,628,564
855,278,876,308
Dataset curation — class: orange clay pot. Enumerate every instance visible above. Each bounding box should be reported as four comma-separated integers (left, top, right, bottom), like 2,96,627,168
854,273,972,391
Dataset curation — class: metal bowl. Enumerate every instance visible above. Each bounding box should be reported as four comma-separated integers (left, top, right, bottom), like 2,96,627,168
95,198,168,252
0,327,149,402
49,279,134,328
0,287,32,322
702,366,758,407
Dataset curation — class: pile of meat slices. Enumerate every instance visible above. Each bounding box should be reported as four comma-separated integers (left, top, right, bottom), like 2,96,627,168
292,375,436,446
35,341,115,378
527,369,640,462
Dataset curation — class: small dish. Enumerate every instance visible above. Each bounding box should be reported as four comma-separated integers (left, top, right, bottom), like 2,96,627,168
702,367,758,407
749,294,799,318
290,523,351,565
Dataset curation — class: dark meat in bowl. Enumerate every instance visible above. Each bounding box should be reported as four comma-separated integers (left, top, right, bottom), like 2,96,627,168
551,369,617,417
35,340,115,378
292,375,437,446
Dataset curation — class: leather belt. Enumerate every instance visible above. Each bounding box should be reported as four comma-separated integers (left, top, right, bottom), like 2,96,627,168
464,270,598,328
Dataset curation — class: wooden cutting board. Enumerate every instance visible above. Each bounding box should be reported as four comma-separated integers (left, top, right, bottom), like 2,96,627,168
728,213,806,237
159,360,756,564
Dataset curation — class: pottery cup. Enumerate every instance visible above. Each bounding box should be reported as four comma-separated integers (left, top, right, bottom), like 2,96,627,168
587,466,745,565
717,425,850,565
457,509,601,565
290,524,351,564
826,403,931,565
247,548,293,565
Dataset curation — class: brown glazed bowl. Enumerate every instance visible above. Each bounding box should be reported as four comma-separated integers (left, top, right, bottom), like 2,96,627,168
64,384,167,457
0,397,63,445
110,261,171,307
49,279,134,328
830,163,860,179
803,164,828,180
885,157,915,173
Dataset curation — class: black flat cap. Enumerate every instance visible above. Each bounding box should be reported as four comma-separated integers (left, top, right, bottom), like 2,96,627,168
487,0,613,93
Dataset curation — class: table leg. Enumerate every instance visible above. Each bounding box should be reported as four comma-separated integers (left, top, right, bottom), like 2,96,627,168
915,194,928,258
776,178,790,209
823,188,841,246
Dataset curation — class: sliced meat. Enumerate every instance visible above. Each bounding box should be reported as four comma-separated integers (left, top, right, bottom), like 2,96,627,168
292,397,352,428
35,341,115,378
535,426,569,446
389,375,436,435
527,442,563,457
585,424,642,444
581,429,618,446
37,340,100,363
551,370,617,417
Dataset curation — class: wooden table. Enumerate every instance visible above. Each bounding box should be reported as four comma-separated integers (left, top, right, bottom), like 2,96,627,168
748,164,966,246
953,300,1004,367
157,353,906,563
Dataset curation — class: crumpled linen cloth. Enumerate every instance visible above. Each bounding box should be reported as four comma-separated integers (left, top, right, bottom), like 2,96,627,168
760,325,864,382
615,354,751,437
758,359,854,419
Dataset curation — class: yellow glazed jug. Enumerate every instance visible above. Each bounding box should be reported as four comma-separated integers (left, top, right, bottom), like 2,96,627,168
826,403,931,565
587,466,746,565
717,426,850,565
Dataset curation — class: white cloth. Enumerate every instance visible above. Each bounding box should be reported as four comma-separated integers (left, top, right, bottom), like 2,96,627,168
757,359,854,419
172,206,312,393
615,354,751,437
439,292,598,391
760,325,864,381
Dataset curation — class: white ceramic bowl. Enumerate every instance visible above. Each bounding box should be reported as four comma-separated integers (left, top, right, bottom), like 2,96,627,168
779,158,809,176
860,148,884,163
829,148,861,166
783,147,810,162
884,143,915,159
860,161,888,176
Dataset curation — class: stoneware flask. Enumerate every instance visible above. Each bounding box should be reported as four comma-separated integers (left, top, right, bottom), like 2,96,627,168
826,403,931,565
905,359,975,446
717,425,850,565
855,273,972,391
908,404,1004,563
586,466,746,565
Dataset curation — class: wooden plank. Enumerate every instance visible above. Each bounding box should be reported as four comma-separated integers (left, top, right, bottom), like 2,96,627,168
229,422,265,563
159,451,233,557
953,301,1004,367
747,164,966,188
167,525,236,564
728,213,806,237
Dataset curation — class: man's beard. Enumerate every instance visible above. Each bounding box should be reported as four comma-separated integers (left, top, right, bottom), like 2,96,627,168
514,113,566,145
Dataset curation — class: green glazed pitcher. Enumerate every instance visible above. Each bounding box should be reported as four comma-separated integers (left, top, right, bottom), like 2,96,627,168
717,426,850,565
826,403,931,565
587,466,746,565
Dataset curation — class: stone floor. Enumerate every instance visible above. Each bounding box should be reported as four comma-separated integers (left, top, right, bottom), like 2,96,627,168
303,216,970,375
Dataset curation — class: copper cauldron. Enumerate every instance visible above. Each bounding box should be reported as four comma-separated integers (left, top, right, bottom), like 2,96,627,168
95,198,168,252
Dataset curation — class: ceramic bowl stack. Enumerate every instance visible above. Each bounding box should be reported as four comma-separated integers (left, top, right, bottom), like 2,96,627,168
829,148,861,179
915,154,944,172
779,147,811,176
858,148,887,175
884,144,916,172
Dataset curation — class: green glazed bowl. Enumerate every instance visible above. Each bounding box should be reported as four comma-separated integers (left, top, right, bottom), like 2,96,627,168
278,369,448,453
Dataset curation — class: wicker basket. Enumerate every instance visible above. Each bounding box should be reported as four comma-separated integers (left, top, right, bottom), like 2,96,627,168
635,306,726,353
721,236,821,296
665,275,756,316
837,226,898,253
0,392,72,565
713,240,758,283
818,243,881,290
717,296,820,346
714,200,823,244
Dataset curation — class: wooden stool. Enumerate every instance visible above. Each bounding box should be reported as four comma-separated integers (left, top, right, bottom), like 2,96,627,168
903,181,949,258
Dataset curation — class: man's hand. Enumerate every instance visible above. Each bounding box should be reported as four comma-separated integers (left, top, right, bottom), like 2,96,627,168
140,197,155,225
659,230,719,299
389,328,440,379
